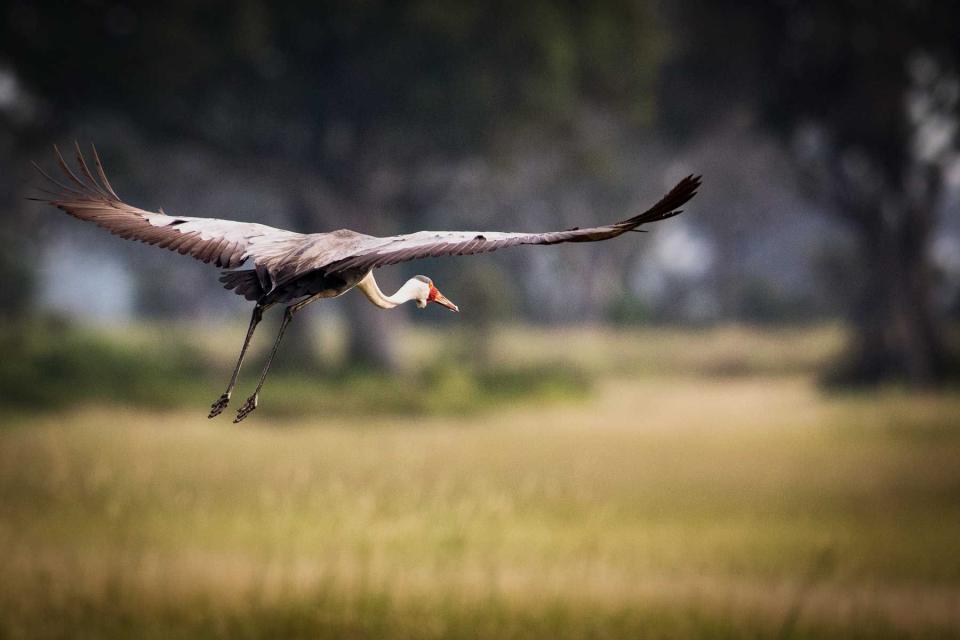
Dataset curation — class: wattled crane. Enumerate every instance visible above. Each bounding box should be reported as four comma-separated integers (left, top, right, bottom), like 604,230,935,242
36,145,700,422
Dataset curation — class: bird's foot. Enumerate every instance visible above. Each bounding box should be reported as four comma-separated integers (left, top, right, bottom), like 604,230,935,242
208,392,231,418
234,394,258,423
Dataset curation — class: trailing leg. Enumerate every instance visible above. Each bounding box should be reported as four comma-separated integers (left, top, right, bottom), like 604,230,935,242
209,303,270,418
234,296,318,423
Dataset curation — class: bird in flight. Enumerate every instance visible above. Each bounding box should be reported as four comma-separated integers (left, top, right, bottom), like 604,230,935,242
36,144,701,422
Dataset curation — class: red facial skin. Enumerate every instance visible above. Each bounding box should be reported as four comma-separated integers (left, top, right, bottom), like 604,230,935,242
427,285,459,312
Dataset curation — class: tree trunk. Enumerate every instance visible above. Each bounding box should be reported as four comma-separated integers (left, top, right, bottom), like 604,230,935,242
0,135,44,321
271,189,327,374
830,203,949,387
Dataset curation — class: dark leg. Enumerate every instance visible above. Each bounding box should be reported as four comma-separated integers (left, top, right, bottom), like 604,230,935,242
234,296,317,423
208,303,270,418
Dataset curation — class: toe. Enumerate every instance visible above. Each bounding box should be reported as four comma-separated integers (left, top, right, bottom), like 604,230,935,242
233,396,258,423
208,393,231,418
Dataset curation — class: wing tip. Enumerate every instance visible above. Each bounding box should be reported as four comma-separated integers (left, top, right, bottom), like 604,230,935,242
622,173,702,228
34,142,121,204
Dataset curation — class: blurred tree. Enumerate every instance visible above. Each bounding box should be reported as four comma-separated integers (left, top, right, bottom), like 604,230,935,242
451,262,515,366
663,0,960,385
0,60,45,321
2,0,664,366
0,140,35,321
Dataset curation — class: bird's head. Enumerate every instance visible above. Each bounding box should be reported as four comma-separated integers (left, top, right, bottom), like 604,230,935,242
411,275,459,312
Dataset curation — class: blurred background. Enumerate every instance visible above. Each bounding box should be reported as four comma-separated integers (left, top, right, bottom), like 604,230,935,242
2,1,960,638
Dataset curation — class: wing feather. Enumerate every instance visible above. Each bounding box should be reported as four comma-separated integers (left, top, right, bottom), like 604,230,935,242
319,175,701,276
36,146,308,276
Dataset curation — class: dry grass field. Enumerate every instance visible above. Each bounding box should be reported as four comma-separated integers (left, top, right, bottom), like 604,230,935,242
1,326,959,638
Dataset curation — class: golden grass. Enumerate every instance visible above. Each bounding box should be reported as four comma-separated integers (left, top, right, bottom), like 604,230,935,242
2,361,960,637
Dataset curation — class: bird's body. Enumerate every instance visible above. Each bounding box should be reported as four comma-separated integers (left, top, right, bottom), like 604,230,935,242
37,144,700,421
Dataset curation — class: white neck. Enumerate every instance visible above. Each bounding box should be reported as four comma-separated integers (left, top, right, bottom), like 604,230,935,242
355,272,421,309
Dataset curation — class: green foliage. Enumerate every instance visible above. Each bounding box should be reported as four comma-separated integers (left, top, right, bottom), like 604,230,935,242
0,318,205,410
4,1,665,156
733,278,821,326
453,263,516,330
0,229,34,321
257,362,589,419
0,319,588,417
606,294,654,325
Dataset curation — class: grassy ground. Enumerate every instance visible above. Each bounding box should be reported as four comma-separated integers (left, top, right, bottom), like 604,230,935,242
1,326,959,638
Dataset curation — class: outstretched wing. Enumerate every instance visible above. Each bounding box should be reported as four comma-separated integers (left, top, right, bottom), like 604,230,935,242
35,144,306,271
320,174,701,275
36,145,700,302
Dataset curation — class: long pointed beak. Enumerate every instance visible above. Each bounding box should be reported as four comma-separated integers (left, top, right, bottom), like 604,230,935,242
432,290,459,312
